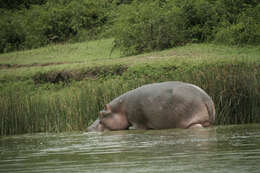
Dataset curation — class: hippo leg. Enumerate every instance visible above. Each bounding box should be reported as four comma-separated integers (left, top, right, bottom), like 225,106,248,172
129,122,150,130
188,121,212,128
128,126,136,130
182,103,212,129
188,124,203,128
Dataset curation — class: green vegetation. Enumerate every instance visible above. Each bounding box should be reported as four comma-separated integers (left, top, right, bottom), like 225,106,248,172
0,0,259,54
0,39,260,135
113,0,260,55
0,0,112,53
0,0,260,135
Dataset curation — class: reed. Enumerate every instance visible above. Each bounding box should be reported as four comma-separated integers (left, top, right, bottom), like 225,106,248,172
0,60,259,135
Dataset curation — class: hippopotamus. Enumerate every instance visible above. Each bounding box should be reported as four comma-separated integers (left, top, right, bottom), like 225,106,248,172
86,81,215,132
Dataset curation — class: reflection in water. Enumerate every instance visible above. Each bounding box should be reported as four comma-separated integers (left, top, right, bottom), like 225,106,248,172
0,124,260,173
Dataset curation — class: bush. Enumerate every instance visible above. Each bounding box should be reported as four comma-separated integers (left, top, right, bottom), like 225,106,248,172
112,0,220,55
0,0,259,54
0,10,26,52
0,0,111,53
41,0,109,42
0,0,47,10
174,0,218,42
112,0,260,55
112,0,189,55
214,4,260,45
213,0,259,24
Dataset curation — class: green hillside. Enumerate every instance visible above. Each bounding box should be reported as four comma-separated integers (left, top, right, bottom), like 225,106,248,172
0,39,259,135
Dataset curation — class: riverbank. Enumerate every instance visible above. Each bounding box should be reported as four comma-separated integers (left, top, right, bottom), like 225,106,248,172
0,39,260,135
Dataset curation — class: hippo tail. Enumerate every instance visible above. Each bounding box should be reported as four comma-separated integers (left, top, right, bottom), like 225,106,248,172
205,99,216,124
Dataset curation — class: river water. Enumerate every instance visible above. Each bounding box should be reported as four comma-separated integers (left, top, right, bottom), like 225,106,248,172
0,124,260,173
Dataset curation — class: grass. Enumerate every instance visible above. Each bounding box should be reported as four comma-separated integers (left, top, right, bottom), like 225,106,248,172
0,38,121,64
0,38,260,135
1,40,259,84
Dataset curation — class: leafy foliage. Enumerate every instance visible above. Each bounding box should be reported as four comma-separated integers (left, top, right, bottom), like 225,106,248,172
0,0,111,53
0,0,47,9
214,4,260,45
112,0,260,55
0,0,259,54
113,1,188,55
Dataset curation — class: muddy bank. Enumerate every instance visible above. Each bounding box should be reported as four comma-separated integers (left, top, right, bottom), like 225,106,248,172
33,64,128,84
0,62,81,69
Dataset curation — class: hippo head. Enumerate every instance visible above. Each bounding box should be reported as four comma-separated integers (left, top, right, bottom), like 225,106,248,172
86,104,129,132
86,119,106,132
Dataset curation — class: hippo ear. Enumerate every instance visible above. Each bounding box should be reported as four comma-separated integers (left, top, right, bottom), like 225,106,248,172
99,111,103,119
105,104,108,110
105,104,112,111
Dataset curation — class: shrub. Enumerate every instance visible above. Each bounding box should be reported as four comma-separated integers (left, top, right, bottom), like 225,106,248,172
113,0,188,55
0,0,259,53
112,0,259,55
174,0,218,42
213,0,259,24
0,10,26,52
112,0,221,55
0,0,47,10
214,4,260,45
0,0,111,53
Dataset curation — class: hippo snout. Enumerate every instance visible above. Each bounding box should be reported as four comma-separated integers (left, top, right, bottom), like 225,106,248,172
86,119,109,132
86,119,101,132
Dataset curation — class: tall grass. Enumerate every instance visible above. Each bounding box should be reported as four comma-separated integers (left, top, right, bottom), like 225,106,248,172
0,61,259,135
185,63,260,125
0,79,141,135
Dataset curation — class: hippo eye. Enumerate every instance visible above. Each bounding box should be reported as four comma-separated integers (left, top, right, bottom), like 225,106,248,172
99,110,112,119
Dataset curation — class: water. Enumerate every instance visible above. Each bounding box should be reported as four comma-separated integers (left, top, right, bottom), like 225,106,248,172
0,124,260,173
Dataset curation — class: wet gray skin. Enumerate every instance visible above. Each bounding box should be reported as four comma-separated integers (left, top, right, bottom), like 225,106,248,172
87,81,215,132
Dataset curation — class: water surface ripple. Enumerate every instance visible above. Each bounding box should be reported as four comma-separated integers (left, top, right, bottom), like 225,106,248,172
1,124,260,173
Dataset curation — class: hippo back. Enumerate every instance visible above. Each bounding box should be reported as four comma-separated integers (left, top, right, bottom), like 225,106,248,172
109,81,215,129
